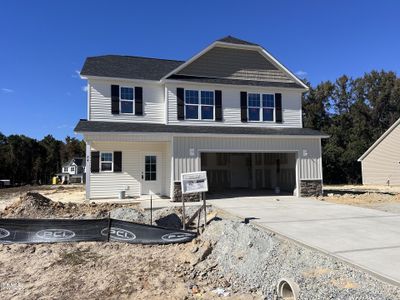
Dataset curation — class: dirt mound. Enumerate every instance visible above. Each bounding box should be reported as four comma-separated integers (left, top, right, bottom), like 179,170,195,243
1,192,140,219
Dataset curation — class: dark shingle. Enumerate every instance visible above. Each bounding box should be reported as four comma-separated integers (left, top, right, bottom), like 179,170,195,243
217,36,259,46
74,120,328,137
167,74,304,89
80,55,183,80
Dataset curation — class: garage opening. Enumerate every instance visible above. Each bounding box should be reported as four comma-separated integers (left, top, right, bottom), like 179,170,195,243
201,152,297,197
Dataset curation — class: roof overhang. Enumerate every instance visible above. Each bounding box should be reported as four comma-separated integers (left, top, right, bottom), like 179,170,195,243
74,120,329,139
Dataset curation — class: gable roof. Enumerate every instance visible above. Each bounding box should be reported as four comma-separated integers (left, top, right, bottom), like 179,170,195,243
75,120,328,138
80,36,308,90
358,118,400,161
62,158,86,167
80,55,183,80
217,35,259,46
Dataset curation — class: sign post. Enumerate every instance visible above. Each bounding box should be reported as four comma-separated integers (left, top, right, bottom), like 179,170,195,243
180,171,208,230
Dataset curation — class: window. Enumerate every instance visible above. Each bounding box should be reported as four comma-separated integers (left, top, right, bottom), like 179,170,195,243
248,93,275,122
70,166,75,173
63,167,68,173
185,90,214,120
145,155,156,181
101,152,113,172
120,87,134,114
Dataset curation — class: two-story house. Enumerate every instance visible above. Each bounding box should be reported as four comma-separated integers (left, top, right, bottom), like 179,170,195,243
75,36,327,200
57,158,86,184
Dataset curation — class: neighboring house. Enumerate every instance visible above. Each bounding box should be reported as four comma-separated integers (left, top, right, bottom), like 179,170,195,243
57,158,86,184
358,118,400,185
75,36,328,200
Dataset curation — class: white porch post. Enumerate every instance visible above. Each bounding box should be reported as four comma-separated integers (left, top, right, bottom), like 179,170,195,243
85,141,91,200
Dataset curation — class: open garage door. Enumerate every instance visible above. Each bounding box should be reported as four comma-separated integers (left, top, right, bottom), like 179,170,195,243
201,152,297,197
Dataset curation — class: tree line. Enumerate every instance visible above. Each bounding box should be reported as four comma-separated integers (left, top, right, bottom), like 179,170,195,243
0,134,85,185
303,70,400,184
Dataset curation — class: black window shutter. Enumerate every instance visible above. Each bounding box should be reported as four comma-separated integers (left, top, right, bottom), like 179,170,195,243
215,90,222,121
240,91,248,122
177,88,185,120
135,87,143,116
275,93,282,123
114,151,122,172
91,151,99,173
111,85,120,114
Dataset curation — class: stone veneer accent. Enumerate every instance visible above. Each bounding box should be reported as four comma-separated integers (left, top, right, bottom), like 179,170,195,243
300,180,323,197
173,181,201,202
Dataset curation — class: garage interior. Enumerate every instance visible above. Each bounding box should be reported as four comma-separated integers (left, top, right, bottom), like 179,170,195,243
201,152,297,197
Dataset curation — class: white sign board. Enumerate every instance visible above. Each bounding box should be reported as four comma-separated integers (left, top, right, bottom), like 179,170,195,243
181,171,208,194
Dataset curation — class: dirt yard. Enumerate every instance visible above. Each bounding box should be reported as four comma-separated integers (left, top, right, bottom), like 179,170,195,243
1,186,400,299
0,185,86,211
322,185,400,213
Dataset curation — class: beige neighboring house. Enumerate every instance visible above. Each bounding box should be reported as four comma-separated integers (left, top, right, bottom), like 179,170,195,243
358,118,400,186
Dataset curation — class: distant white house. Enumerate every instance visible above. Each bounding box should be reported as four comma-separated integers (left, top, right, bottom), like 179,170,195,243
358,118,400,186
57,158,86,184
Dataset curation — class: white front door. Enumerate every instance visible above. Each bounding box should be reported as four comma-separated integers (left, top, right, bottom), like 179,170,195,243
141,153,162,195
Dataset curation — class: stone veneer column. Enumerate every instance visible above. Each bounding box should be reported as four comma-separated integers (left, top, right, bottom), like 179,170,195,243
300,180,323,197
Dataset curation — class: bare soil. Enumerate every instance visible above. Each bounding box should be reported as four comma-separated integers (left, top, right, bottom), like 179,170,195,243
320,189,400,213
0,190,259,299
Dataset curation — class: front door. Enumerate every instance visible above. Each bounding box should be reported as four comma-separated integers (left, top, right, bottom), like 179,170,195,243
141,153,162,195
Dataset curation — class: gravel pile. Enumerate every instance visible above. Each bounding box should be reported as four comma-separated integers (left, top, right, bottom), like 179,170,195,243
186,220,400,299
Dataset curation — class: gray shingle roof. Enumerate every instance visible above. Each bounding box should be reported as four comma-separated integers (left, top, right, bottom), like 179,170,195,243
74,120,328,137
167,75,304,89
80,55,183,80
217,36,259,46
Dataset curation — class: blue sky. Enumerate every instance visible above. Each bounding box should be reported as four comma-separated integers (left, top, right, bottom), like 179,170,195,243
1,0,400,140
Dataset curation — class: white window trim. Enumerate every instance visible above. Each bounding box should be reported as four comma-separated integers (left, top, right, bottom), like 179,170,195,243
247,93,275,123
120,86,135,115
184,90,215,121
100,152,113,172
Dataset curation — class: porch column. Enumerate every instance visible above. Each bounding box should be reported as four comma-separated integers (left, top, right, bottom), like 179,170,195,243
85,141,91,200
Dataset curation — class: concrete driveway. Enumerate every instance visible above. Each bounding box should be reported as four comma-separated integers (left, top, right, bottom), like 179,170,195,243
208,196,400,285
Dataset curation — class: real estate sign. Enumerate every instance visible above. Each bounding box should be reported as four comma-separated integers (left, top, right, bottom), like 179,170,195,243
181,171,208,194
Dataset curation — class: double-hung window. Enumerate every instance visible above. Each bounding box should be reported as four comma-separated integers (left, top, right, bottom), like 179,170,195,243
185,90,214,120
248,93,275,122
120,87,134,114
100,152,113,172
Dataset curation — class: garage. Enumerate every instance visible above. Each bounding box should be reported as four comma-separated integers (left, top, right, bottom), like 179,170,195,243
201,152,297,196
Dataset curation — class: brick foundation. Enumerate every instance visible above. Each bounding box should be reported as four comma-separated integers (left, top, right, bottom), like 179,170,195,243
300,180,323,197
172,181,201,202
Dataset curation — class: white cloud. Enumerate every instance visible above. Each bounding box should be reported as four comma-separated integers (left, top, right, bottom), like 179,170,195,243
81,85,88,92
72,70,81,78
1,88,14,93
295,70,308,78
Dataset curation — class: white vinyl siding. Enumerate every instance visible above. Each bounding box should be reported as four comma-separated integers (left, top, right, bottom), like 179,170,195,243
88,79,164,123
166,83,302,127
361,123,400,185
172,136,322,181
89,141,170,199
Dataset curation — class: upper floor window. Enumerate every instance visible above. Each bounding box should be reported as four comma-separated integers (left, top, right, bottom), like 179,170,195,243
63,167,68,173
248,93,275,122
120,87,134,114
185,90,214,120
70,166,75,173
